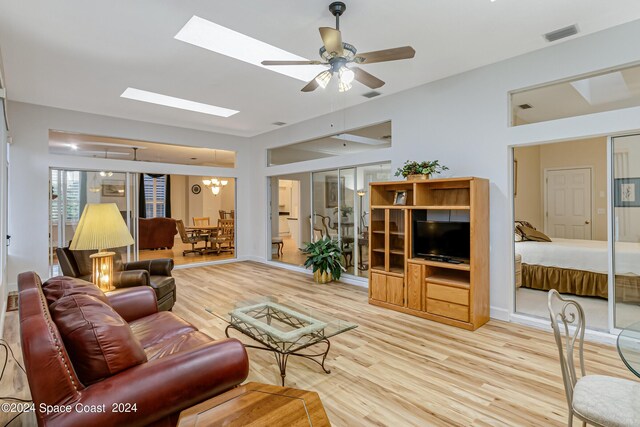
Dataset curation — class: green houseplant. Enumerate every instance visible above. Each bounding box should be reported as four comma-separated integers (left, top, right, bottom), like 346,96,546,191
302,237,345,283
394,160,448,181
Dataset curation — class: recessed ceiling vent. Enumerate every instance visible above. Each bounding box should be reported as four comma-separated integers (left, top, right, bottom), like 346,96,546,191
544,25,579,42
362,91,382,98
272,121,287,126
518,103,533,110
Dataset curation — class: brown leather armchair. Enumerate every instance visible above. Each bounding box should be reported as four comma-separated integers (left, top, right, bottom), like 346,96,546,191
18,272,249,427
56,247,176,311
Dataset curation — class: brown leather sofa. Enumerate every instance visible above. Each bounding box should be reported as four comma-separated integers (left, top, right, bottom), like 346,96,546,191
56,247,176,311
139,217,178,250
18,272,249,427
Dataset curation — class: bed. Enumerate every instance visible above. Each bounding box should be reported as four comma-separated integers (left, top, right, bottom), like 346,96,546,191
515,238,640,301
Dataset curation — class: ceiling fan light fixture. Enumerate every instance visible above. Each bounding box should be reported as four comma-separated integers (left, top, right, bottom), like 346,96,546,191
338,80,352,92
315,70,332,89
339,66,355,84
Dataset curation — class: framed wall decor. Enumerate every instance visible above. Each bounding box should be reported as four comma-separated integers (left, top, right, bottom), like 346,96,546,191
325,176,345,208
615,178,640,207
393,190,407,206
102,180,125,197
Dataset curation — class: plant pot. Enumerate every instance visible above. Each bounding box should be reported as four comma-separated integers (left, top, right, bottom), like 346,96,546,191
314,270,333,284
406,174,430,181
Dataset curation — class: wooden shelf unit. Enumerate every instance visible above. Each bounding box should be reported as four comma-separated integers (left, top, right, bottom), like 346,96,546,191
368,177,490,331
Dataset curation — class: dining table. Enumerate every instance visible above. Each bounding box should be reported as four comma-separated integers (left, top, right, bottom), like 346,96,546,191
616,321,640,378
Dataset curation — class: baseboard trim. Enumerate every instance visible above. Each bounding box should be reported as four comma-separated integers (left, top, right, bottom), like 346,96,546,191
262,260,368,287
173,257,241,270
509,312,617,345
490,306,510,322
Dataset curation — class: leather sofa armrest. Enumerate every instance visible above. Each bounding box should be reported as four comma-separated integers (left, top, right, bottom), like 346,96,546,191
112,270,150,289
49,339,249,427
106,287,158,322
124,259,174,277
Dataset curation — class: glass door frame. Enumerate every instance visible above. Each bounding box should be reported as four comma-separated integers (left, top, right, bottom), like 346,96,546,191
267,161,391,280
510,135,636,336
48,168,137,275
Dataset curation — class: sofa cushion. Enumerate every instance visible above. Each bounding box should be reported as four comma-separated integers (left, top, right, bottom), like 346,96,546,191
144,331,213,361
50,294,147,385
129,311,196,348
42,276,108,306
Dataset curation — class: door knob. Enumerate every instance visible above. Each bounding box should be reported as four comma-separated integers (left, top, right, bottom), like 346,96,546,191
585,220,590,224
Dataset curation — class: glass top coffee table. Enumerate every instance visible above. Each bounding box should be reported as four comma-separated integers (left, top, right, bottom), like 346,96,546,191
617,321,640,378
206,297,357,385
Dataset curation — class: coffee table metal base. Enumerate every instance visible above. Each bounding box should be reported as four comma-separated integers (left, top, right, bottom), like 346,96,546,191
225,324,331,386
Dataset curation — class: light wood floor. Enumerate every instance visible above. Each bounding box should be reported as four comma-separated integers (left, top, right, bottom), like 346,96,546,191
138,240,235,265
3,261,637,426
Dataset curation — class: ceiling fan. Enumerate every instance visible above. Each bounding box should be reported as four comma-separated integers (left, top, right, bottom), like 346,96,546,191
261,1,415,93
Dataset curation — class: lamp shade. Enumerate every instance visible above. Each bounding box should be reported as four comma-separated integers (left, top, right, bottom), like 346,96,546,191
70,203,134,250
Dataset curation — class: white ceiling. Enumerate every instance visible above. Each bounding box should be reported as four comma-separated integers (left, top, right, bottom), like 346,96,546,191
2,1,640,137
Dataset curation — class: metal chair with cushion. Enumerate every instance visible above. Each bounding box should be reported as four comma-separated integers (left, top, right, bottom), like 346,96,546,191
176,219,208,256
547,289,640,427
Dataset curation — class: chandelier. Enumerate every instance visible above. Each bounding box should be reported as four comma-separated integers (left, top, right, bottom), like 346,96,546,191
202,177,228,196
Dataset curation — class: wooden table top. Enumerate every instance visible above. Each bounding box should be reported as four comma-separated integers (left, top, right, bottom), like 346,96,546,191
186,225,219,231
177,382,330,427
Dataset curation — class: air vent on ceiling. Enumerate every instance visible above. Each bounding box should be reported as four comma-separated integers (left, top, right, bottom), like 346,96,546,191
544,25,579,42
362,91,382,99
272,121,287,126
518,104,533,110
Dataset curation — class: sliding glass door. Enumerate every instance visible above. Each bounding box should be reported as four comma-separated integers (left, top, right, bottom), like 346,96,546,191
612,134,640,329
49,169,132,275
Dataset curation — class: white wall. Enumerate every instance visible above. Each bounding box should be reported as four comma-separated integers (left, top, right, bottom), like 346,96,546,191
247,19,640,320
0,99,8,336
6,102,250,283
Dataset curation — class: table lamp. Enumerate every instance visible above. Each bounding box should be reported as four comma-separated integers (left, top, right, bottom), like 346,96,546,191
70,203,134,291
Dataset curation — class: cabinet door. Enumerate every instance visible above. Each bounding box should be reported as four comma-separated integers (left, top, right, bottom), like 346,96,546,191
386,275,404,306
370,272,387,301
407,263,423,310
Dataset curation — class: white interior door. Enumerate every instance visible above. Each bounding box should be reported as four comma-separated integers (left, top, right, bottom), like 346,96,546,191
545,168,592,239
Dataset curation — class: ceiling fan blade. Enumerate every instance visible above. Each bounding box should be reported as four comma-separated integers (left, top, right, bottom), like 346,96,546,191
319,27,343,56
352,67,385,89
262,60,324,66
355,46,416,64
301,78,320,92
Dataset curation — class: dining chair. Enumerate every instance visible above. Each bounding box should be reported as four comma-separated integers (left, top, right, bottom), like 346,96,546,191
547,289,640,427
176,219,208,256
192,217,210,226
210,219,234,254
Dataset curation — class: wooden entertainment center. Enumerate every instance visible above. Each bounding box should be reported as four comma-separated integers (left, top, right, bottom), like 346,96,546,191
368,177,489,331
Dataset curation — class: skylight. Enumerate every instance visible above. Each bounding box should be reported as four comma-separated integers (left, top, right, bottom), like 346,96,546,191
570,72,631,105
175,15,325,82
120,88,239,117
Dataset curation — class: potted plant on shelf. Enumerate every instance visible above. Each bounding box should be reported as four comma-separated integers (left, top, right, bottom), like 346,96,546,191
394,160,449,181
302,237,346,284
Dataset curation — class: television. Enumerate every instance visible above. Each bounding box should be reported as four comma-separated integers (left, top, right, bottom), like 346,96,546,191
413,221,470,261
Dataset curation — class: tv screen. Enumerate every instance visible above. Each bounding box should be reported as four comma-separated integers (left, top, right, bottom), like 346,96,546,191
413,221,470,260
